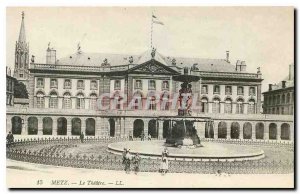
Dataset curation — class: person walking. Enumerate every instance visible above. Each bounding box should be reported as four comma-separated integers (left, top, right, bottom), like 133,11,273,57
159,154,169,175
123,149,132,174
132,153,141,175
80,132,84,143
6,131,14,147
148,134,152,141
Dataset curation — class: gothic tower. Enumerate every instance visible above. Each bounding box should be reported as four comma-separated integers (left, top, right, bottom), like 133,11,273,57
14,11,29,88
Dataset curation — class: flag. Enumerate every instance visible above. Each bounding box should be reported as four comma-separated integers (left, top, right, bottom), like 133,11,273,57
152,14,164,25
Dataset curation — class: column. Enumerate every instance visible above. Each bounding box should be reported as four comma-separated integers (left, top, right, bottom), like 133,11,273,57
144,119,149,136
158,120,163,139
264,122,269,140
226,122,231,139
115,118,121,137
256,84,262,113
38,117,43,136
28,74,35,108
121,117,126,138
52,117,57,136
277,123,281,140
21,116,27,135
81,117,86,135
214,121,218,139
220,102,225,113
252,122,256,140
67,117,72,136
95,117,102,137
58,97,63,109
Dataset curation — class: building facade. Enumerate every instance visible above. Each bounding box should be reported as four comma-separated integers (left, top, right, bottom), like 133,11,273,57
6,67,16,106
263,64,294,115
6,12,293,142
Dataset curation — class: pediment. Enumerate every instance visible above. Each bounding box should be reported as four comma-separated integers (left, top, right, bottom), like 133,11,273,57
128,59,179,75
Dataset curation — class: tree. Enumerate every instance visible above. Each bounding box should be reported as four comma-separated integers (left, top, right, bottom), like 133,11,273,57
14,81,28,99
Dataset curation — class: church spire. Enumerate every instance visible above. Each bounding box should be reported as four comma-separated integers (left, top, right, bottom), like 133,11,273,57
18,11,26,43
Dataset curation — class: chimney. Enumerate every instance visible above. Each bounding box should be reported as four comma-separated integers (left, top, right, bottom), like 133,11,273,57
46,47,56,64
282,81,286,88
235,60,241,71
240,61,246,72
226,51,230,62
268,84,273,91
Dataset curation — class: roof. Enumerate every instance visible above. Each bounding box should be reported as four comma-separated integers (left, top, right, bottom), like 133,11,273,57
56,49,239,73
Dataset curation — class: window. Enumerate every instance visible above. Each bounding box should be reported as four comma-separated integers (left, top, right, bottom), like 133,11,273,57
149,96,156,110
276,95,280,104
249,87,256,96
224,98,232,113
212,98,220,113
286,93,290,104
114,80,121,90
162,81,169,90
237,86,244,95
236,99,244,114
50,79,58,88
149,80,156,90
213,85,220,94
248,99,255,114
135,80,142,89
37,78,44,88
63,92,71,109
201,85,208,94
90,80,98,90
281,94,285,104
64,79,71,89
19,74,23,78
76,93,85,109
281,107,285,115
90,94,97,110
201,97,208,113
36,92,45,108
49,91,58,108
77,80,85,89
225,86,232,95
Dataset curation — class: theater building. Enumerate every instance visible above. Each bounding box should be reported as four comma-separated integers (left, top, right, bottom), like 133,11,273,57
6,12,293,141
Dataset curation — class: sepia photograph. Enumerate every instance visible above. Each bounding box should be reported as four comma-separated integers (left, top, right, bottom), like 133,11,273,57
5,6,294,188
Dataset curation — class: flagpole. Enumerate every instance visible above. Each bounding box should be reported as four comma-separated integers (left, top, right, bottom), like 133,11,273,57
151,13,153,48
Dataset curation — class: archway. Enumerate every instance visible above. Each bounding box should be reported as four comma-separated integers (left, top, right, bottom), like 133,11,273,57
43,117,53,135
133,119,144,138
243,122,252,139
231,122,240,139
205,122,214,138
163,120,170,138
255,123,264,139
71,118,81,135
109,118,115,137
57,117,67,135
11,116,22,134
28,117,38,135
281,123,290,140
269,123,277,140
148,119,158,138
218,122,227,138
86,118,95,136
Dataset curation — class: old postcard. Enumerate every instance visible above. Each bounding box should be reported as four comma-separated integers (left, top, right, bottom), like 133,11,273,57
6,7,294,188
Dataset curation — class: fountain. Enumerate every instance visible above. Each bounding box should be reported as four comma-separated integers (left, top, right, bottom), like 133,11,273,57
165,67,202,147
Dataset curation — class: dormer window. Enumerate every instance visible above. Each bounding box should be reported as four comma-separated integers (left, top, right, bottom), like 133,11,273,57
90,80,98,90
114,80,121,90
135,80,142,89
162,81,169,90
50,79,58,88
77,80,85,89
149,80,156,90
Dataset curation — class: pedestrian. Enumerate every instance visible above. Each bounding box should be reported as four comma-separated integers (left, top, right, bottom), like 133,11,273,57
148,134,152,141
80,132,84,143
159,155,168,175
141,132,145,141
6,131,14,147
162,147,169,157
132,153,141,175
124,149,132,174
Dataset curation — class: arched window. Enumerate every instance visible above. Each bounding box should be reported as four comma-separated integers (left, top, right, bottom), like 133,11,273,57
201,97,208,113
281,123,290,140
36,92,45,108
76,93,85,109
236,98,244,114
90,94,98,110
49,91,58,108
63,92,71,109
149,96,156,110
212,97,220,113
248,99,255,114
224,98,232,113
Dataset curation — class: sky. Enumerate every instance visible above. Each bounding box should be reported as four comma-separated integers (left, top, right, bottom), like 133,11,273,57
6,7,294,92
